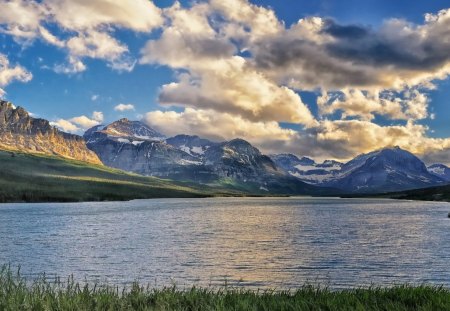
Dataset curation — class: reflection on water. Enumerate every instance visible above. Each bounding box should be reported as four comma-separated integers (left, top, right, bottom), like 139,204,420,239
0,197,449,289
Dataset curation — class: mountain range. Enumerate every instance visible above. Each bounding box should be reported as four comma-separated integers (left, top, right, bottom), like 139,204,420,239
1,101,449,198
83,118,323,195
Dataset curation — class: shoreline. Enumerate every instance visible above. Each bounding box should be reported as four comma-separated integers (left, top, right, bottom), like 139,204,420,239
1,268,449,310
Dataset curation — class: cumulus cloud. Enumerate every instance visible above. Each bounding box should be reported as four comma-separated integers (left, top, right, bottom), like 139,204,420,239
50,119,80,133
138,1,450,164
0,0,163,73
263,120,450,164
114,103,135,112
53,56,87,74
51,111,104,134
317,88,429,121
0,53,32,97
91,111,104,122
0,0,44,41
252,11,450,91
45,0,163,32
145,108,297,145
140,2,317,126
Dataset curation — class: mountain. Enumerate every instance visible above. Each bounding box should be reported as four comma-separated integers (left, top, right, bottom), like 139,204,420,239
84,120,203,179
85,118,165,143
85,122,326,194
203,138,278,180
322,147,446,193
0,100,100,164
270,154,343,185
427,164,450,181
272,147,447,193
166,134,217,157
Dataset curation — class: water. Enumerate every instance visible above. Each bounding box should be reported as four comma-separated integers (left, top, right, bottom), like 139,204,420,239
0,197,449,289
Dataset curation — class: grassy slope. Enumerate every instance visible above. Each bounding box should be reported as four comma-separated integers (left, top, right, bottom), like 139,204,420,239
0,268,449,310
0,150,212,202
0,149,328,202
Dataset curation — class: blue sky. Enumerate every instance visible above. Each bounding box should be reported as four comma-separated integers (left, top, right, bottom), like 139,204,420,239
1,0,450,162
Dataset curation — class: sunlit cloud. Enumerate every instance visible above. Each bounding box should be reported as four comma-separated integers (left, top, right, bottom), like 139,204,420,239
0,0,163,73
114,103,135,112
0,53,32,97
51,111,104,134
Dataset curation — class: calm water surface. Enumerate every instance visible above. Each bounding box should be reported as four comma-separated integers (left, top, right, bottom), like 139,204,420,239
0,197,449,289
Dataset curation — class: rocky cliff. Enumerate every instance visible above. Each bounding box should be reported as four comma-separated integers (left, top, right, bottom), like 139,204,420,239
0,101,101,164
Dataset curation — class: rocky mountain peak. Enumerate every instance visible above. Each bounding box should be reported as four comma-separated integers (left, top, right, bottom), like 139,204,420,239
91,119,165,141
0,101,101,164
225,138,261,155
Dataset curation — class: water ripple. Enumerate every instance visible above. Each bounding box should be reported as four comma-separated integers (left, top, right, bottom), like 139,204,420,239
0,197,449,289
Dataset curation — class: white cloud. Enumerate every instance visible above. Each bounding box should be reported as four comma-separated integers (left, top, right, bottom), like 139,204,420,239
0,0,44,41
317,88,429,121
53,56,86,74
91,111,103,122
114,103,135,111
69,114,102,130
91,94,99,101
144,108,296,145
50,119,80,133
52,111,104,133
139,1,450,163
141,2,317,126
0,53,32,97
45,0,163,32
0,0,163,73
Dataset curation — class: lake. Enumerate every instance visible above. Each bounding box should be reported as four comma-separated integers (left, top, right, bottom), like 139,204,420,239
0,197,449,289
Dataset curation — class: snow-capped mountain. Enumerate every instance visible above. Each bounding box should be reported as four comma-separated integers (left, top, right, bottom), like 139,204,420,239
84,121,322,194
270,154,343,185
272,147,447,193
322,146,447,193
84,118,165,145
84,119,200,178
427,164,450,181
165,135,216,157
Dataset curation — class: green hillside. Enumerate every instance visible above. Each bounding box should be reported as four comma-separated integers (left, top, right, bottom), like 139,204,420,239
0,151,210,203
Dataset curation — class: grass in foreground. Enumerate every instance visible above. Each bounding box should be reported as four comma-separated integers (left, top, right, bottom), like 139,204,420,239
0,151,211,202
1,268,450,310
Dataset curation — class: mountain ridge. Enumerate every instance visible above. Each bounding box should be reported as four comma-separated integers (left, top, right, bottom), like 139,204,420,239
1,101,448,197
84,119,326,195
272,146,448,193
0,100,101,164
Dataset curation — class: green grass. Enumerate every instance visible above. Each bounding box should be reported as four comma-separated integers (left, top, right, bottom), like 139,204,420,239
0,267,449,310
0,150,211,202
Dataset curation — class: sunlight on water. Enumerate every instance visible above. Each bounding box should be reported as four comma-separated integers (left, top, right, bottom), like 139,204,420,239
0,197,449,289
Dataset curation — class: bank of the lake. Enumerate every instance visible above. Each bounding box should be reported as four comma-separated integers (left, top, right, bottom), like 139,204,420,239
1,268,450,311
